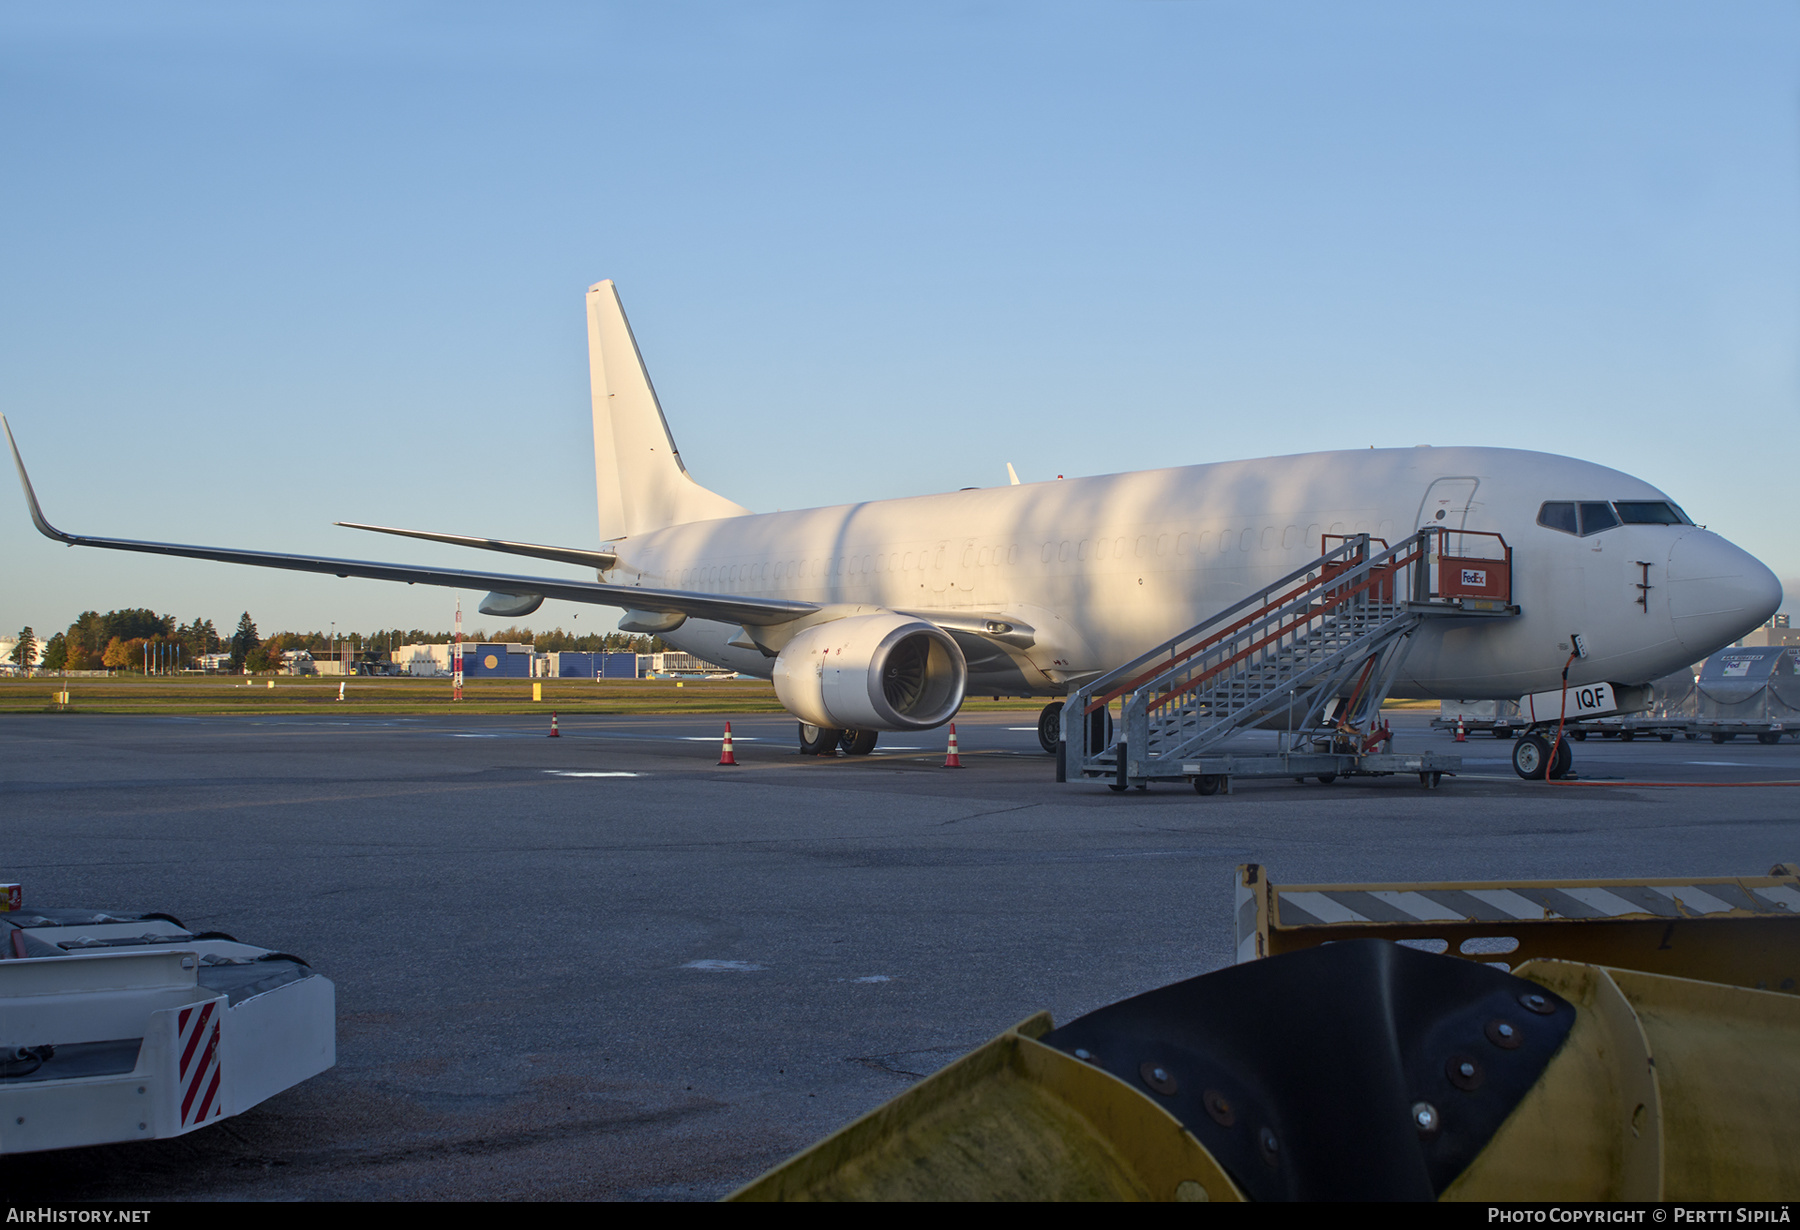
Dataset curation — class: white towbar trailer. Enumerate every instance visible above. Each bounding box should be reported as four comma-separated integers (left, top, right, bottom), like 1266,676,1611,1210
0,907,334,1154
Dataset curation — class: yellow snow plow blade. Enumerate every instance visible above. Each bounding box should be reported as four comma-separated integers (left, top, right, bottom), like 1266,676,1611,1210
730,1012,1243,1202
731,865,1800,1202
1449,958,1800,1200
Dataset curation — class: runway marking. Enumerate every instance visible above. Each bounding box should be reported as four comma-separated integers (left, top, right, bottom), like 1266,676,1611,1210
545,770,641,778
682,959,765,972
680,736,762,742
851,975,892,983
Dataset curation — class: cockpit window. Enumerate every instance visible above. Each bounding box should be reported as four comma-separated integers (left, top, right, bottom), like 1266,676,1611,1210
1614,501,1693,526
1578,502,1619,535
1540,499,1693,536
1537,502,1578,535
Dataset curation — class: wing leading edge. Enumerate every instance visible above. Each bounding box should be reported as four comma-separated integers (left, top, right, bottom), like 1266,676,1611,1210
2,416,817,629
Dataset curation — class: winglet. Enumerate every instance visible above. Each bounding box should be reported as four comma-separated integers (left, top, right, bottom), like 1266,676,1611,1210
1,415,78,544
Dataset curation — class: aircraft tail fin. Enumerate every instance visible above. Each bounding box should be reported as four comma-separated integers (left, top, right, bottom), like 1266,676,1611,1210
587,281,749,541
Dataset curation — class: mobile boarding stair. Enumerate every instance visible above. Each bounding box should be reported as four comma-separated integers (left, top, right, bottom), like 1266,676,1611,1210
1060,529,1517,793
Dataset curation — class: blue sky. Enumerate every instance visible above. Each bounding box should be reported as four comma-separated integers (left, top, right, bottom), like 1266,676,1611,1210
3,2,1795,640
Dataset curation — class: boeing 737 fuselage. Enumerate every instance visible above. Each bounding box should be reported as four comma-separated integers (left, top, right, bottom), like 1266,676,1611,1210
5,281,1781,765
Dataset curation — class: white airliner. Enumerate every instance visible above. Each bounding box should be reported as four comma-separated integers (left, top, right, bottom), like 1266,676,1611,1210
4,281,1781,767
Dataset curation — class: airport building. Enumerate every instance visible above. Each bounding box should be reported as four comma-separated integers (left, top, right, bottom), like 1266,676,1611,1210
392,642,535,677
546,651,639,679
1738,614,1799,649
642,652,726,675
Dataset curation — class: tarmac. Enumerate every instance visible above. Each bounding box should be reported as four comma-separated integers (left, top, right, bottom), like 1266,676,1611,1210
1,709,1795,1200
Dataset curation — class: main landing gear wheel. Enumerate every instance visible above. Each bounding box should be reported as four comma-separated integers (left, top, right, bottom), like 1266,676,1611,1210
1315,773,1337,785
1419,771,1442,789
840,729,879,755
1192,775,1223,796
1513,735,1574,780
798,723,841,755
1037,702,1064,756
1759,731,1783,746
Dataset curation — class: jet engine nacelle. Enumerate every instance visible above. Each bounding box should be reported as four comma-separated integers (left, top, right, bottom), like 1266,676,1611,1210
771,613,967,732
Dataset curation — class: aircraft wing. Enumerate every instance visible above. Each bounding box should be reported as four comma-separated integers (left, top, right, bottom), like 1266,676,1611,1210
3,417,817,628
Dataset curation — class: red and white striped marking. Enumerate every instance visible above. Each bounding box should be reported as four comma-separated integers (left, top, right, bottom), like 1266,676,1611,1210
176,1000,224,1128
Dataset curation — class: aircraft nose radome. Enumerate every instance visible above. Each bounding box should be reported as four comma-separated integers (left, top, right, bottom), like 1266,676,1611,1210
1665,531,1783,655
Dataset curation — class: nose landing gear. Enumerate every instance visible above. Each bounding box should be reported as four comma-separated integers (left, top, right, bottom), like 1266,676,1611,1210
1511,732,1574,780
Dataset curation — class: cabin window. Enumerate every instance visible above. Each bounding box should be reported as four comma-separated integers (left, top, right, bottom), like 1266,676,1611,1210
1078,539,1091,561
1136,535,1149,558
1059,540,1071,562
1176,533,1190,555
1041,542,1053,563
1615,501,1693,526
1239,529,1254,552
1156,534,1168,557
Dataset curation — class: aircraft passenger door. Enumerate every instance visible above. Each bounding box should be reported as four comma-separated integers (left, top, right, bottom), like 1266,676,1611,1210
1416,478,1479,541
1416,479,1481,600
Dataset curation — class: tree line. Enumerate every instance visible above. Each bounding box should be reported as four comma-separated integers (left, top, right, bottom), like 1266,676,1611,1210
10,609,668,675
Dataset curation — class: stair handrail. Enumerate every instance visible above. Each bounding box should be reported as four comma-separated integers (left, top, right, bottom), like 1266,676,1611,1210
1142,539,1426,716
1079,532,1424,716
1075,536,1367,717
1133,602,1425,766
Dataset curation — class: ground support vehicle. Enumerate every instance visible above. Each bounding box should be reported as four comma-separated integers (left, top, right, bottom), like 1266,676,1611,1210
1560,715,1685,743
1432,698,1521,740
1430,715,1519,739
1689,717,1791,745
0,905,334,1154
734,863,1800,1201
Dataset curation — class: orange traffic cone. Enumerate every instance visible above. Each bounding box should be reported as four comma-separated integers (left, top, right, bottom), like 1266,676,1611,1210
943,723,963,768
549,712,560,738
1454,715,1466,743
718,721,739,766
